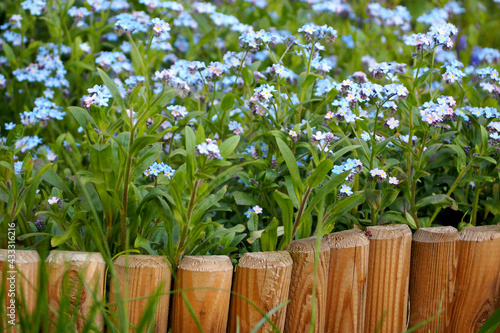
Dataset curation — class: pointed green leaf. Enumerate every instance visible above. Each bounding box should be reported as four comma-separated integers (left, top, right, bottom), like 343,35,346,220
305,159,333,187
219,135,240,159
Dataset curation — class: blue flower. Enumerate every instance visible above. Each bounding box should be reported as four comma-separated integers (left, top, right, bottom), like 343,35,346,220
21,0,46,16
341,35,355,49
244,208,254,218
5,122,15,130
332,165,344,174
14,161,23,174
339,184,353,196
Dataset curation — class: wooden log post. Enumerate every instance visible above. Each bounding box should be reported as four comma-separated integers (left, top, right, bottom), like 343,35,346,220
449,225,500,333
324,229,369,333
228,251,293,333
409,226,459,332
284,237,330,333
46,251,105,332
171,255,233,333
109,255,171,333
364,224,412,333
0,250,40,333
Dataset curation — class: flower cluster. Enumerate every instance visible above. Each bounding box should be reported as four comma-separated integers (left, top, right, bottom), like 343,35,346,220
15,136,43,153
298,23,337,43
228,121,244,135
20,97,65,126
369,168,388,182
196,139,222,160
167,105,188,121
244,205,263,218
419,96,457,125
82,85,113,108
332,158,363,180
239,30,274,51
366,3,412,32
405,23,458,51
144,162,175,179
311,131,337,153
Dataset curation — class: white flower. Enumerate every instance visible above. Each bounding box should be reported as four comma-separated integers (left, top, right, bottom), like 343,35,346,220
48,197,59,205
385,117,400,130
389,177,399,185
253,205,263,214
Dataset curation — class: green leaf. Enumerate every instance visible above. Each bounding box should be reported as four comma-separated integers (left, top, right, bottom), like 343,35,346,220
414,68,433,89
25,163,53,186
329,194,365,216
404,212,418,229
301,73,322,90
302,170,351,220
191,186,227,225
97,68,126,112
475,155,497,165
331,145,361,163
305,159,333,187
260,217,279,251
242,67,254,86
380,189,399,211
51,220,84,247
130,135,161,155
232,191,258,206
185,126,196,185
416,194,455,209
276,137,303,195
484,200,500,216
379,211,409,225
6,125,24,148
465,85,481,107
219,135,240,159
447,144,467,170
221,93,235,112
143,89,178,120
134,234,149,248
365,189,382,211
41,168,75,200
478,306,500,333
68,106,98,131
324,194,365,230
2,42,17,67
481,126,489,154
274,190,294,249
326,88,338,101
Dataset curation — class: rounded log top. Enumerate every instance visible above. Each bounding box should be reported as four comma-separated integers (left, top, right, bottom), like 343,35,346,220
114,254,169,268
460,225,500,241
413,226,459,243
46,250,105,264
238,251,292,269
365,224,411,239
178,255,232,272
288,237,330,253
324,229,369,249
0,249,40,263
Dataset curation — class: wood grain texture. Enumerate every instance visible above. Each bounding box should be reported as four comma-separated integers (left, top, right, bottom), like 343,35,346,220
364,224,412,333
228,251,293,333
109,255,171,333
324,229,369,333
0,250,40,333
171,255,233,333
409,226,459,332
449,225,500,333
46,250,105,332
284,237,330,333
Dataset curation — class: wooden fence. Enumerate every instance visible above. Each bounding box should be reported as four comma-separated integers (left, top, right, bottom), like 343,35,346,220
1,224,500,332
